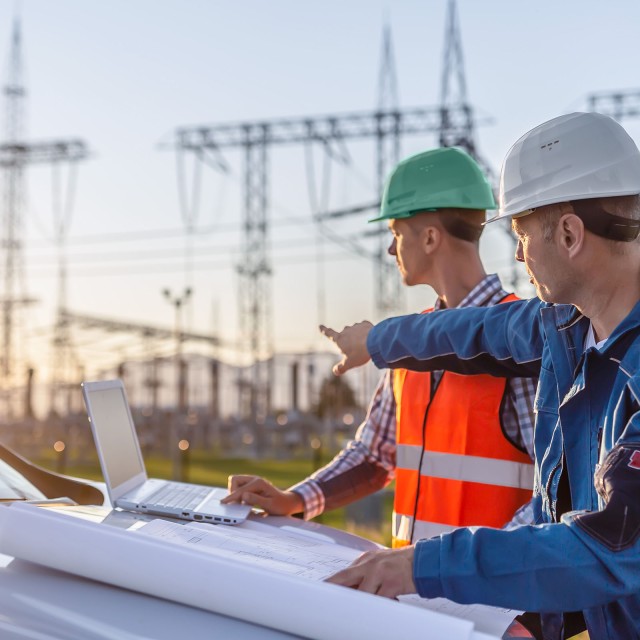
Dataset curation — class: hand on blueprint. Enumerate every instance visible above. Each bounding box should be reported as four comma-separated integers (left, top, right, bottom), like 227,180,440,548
325,546,416,599
223,475,304,516
319,322,373,375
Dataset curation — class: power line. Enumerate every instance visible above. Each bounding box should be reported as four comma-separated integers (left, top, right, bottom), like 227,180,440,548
25,248,369,279
24,222,379,265
25,214,317,248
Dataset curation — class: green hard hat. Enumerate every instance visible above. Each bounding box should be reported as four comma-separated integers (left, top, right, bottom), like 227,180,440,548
370,147,496,222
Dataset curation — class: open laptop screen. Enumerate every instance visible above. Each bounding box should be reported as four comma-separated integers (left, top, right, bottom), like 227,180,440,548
85,385,144,488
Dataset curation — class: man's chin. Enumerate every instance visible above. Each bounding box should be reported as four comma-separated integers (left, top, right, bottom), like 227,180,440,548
536,288,567,305
534,285,553,303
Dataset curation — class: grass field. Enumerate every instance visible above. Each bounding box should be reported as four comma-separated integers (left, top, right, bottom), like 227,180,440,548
34,448,394,546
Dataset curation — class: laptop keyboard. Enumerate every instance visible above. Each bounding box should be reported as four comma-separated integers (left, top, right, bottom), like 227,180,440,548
146,483,211,510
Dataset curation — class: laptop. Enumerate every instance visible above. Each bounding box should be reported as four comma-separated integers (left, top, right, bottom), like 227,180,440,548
81,379,251,525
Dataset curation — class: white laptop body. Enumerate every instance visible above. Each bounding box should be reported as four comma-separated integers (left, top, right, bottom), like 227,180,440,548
81,379,251,525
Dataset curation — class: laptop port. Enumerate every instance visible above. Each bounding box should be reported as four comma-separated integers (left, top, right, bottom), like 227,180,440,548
194,515,203,520
204,516,212,520
223,518,231,523
182,512,189,517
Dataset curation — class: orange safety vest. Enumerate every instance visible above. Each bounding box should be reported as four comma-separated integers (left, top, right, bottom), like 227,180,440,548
392,295,534,548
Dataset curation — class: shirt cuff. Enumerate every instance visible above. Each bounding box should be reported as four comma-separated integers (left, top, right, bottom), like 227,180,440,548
413,538,444,599
288,479,325,520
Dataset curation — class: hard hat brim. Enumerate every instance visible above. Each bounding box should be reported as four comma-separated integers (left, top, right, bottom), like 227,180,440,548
368,208,438,223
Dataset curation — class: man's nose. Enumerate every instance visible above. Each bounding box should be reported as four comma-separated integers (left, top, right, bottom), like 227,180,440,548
515,239,524,263
388,237,397,256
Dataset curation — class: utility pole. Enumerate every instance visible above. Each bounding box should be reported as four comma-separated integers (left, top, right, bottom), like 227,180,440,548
0,18,89,417
162,287,192,412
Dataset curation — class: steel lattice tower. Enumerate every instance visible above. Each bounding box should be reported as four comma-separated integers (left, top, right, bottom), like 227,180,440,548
439,0,491,172
174,106,483,421
588,89,640,121
173,8,494,421
1,19,28,398
437,0,522,290
238,125,272,426
374,20,404,317
0,18,88,415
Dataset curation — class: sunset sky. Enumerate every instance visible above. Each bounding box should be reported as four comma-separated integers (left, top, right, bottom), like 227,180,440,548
2,0,640,378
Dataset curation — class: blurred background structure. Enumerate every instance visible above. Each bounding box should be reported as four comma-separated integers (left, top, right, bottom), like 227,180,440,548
0,1,638,540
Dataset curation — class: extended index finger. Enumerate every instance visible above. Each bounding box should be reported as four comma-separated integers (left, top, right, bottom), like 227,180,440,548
319,324,339,341
325,565,365,589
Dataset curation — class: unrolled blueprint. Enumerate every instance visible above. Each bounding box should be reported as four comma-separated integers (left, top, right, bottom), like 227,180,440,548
137,518,359,580
0,503,486,640
138,518,518,637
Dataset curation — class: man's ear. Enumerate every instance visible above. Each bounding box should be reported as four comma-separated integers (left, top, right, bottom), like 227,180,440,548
557,204,585,259
421,225,441,255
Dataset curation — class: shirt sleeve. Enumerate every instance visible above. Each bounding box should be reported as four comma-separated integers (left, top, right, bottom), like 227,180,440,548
290,370,397,520
501,376,537,460
502,499,537,529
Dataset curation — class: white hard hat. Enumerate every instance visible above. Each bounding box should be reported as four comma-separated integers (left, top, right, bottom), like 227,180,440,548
486,112,640,223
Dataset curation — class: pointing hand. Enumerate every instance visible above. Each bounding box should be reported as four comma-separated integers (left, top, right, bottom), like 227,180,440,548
319,321,373,375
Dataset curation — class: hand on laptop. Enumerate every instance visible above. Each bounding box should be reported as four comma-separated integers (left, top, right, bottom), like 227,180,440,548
222,476,304,516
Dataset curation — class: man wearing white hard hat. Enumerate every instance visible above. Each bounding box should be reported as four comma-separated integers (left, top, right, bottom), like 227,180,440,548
323,112,640,640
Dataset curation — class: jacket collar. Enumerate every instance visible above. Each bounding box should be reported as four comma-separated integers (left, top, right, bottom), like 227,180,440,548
541,298,640,341
602,297,640,349
540,299,640,384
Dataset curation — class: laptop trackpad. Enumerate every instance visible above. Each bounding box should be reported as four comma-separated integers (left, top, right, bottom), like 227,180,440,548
198,492,251,518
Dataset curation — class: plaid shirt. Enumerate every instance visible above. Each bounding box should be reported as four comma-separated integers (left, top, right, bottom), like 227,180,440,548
291,274,537,525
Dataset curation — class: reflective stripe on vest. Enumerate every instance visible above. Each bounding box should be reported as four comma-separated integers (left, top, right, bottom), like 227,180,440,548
392,513,458,547
392,295,534,548
396,445,535,490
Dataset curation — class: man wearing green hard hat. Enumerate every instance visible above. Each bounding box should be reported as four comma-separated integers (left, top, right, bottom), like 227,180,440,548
225,147,536,549
371,145,497,222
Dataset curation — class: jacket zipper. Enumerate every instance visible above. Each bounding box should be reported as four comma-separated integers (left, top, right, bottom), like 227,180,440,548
546,455,563,522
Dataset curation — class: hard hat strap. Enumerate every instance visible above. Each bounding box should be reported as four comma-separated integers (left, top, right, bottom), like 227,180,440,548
570,200,640,242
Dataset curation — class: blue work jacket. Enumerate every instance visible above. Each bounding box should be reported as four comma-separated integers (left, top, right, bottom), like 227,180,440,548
367,297,640,640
